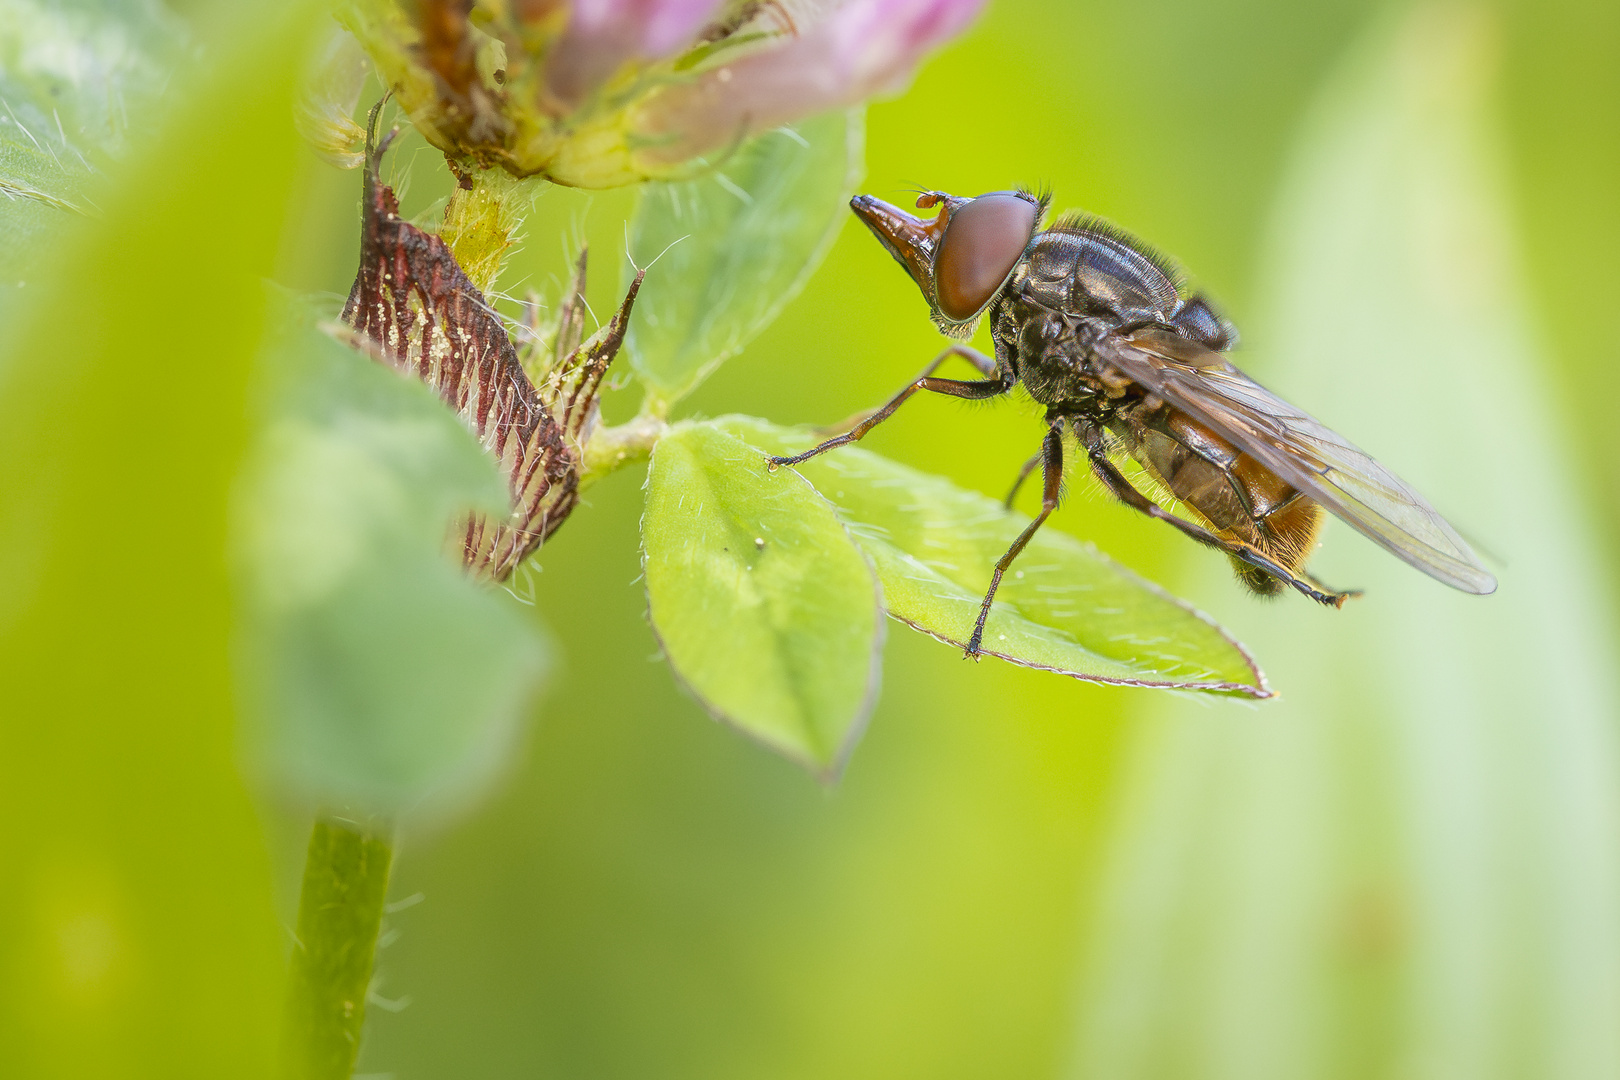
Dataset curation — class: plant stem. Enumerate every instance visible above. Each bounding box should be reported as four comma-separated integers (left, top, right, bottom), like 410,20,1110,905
281,814,394,1080
580,410,668,487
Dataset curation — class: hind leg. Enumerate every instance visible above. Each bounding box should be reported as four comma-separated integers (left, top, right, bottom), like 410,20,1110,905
1304,571,1362,601
1082,440,1353,608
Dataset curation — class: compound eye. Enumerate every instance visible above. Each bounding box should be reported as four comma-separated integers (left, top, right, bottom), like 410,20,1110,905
934,193,1038,322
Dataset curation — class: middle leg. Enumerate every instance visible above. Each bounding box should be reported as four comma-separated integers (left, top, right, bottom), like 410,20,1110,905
1003,450,1042,509
968,418,1065,658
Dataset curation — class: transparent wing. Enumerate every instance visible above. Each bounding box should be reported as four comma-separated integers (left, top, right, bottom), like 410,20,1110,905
1099,329,1496,594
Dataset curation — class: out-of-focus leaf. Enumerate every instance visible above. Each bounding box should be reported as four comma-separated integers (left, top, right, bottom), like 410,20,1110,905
293,26,368,170
0,6,316,1076
234,292,549,821
643,422,883,777
624,108,864,408
1071,8,1620,1079
716,416,1269,697
0,0,187,283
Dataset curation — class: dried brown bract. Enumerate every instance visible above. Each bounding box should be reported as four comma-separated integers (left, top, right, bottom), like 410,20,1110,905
341,112,642,580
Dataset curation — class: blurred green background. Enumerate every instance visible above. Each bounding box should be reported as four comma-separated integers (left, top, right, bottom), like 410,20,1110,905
4,0,1619,1076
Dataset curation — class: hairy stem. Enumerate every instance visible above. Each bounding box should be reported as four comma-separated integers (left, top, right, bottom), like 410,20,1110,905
439,166,526,297
281,815,395,1080
580,410,668,487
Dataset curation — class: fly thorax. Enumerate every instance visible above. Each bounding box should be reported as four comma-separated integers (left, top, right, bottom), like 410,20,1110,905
1017,236,1082,311
1065,233,1182,325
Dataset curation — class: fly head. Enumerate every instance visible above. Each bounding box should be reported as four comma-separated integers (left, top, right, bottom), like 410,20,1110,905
851,189,1046,337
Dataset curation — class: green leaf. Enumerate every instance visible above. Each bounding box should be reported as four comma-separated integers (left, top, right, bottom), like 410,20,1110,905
642,421,884,777
0,6,319,1075
714,416,1269,696
0,0,187,283
624,107,864,408
233,291,549,820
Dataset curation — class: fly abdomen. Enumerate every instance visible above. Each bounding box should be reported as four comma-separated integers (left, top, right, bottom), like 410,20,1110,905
1123,405,1324,595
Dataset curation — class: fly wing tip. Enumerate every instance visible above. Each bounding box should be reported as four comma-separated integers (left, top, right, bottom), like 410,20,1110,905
1450,564,1497,595
1413,546,1497,595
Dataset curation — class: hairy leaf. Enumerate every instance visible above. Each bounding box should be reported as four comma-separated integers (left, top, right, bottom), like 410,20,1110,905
715,416,1269,696
624,108,864,408
643,422,884,777
0,0,186,283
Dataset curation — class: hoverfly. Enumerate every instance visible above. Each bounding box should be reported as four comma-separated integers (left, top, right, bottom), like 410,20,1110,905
768,189,1496,657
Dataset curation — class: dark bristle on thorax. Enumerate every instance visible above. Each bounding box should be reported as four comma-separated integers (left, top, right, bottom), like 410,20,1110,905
1045,210,1187,292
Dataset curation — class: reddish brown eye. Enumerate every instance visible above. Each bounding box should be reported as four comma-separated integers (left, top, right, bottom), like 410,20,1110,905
934,194,1038,322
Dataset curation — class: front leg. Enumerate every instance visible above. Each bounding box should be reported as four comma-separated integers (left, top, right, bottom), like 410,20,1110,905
815,344,1000,439
967,418,1065,658
768,345,1011,468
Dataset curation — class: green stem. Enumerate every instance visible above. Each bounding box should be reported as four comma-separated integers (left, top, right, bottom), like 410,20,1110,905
281,815,395,1080
580,410,668,487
